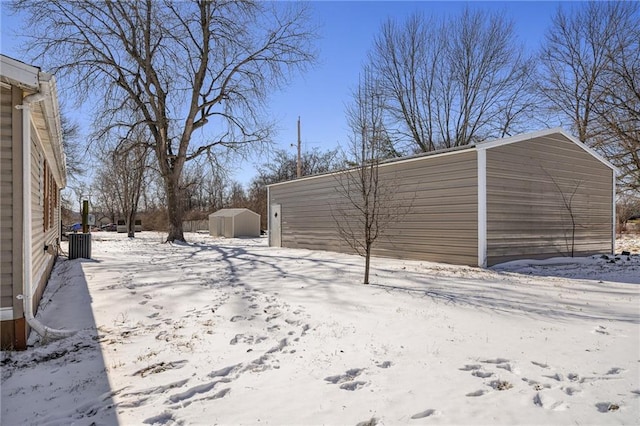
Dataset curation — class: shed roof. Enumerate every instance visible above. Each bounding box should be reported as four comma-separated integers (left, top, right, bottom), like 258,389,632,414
268,128,617,188
209,208,259,218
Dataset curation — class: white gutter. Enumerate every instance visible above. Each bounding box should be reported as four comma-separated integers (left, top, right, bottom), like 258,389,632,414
15,82,75,340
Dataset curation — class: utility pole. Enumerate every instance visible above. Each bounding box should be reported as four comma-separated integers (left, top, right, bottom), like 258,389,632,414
297,116,302,178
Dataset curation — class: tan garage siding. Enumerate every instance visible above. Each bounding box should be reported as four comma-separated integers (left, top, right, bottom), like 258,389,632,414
270,150,478,266
485,134,613,266
1,86,14,309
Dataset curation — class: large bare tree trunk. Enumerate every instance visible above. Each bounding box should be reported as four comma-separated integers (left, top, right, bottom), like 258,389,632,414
165,172,185,242
126,210,136,238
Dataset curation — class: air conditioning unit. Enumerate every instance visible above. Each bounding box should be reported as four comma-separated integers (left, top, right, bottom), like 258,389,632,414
68,233,92,259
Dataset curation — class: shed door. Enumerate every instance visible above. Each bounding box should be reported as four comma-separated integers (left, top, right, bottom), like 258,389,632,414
270,204,281,247
224,217,234,238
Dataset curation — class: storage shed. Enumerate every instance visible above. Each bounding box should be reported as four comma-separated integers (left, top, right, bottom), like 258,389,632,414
1,55,67,349
209,208,261,238
268,128,616,267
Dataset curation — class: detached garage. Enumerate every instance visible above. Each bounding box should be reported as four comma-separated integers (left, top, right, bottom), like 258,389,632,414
209,208,261,238
267,128,616,267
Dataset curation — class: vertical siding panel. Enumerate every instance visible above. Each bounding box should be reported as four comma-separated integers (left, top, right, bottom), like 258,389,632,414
31,138,46,297
270,151,479,266
29,138,60,300
485,135,613,265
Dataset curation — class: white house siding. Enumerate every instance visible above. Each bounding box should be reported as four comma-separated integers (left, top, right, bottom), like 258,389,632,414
29,133,60,314
270,150,479,266
1,56,65,349
485,134,613,266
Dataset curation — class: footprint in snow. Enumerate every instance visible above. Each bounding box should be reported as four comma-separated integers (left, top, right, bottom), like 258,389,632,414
459,364,481,371
522,377,551,391
531,361,549,369
132,360,188,378
489,380,513,391
482,357,509,364
142,411,175,425
596,402,620,413
466,389,487,397
325,368,364,385
339,381,367,391
543,373,564,381
168,378,230,404
534,393,568,411
377,361,392,369
563,386,581,396
301,324,311,336
411,409,438,419
472,370,493,379
208,363,242,379
355,417,379,426
496,362,519,374
229,334,267,345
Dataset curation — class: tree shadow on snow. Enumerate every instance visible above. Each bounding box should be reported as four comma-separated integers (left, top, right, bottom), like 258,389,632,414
367,263,640,324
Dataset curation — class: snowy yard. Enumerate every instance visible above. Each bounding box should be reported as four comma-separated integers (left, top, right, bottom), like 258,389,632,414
1,232,639,425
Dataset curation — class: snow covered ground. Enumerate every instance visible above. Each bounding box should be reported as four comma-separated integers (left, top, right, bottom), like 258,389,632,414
2,232,639,425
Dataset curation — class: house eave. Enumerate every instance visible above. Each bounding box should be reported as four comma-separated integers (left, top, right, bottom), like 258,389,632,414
0,55,40,89
2,55,67,188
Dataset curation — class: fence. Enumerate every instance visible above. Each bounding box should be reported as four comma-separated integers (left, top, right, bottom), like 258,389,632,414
182,220,209,233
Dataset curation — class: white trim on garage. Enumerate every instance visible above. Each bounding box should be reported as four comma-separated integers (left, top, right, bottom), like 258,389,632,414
476,148,487,268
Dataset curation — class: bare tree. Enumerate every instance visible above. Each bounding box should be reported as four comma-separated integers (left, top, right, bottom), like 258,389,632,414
59,109,85,183
93,172,119,225
258,148,341,183
247,147,342,229
594,5,640,195
225,181,249,208
538,2,639,194
94,129,151,237
370,8,535,154
14,0,317,242
616,195,640,234
333,70,409,284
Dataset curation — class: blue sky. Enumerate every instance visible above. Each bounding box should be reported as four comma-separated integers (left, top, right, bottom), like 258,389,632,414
1,1,562,187
252,0,562,183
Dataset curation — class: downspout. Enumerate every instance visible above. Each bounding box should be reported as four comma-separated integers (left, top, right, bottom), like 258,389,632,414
16,83,75,340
